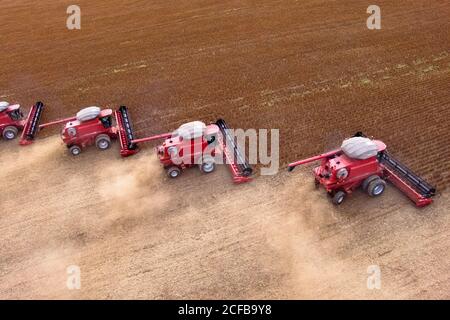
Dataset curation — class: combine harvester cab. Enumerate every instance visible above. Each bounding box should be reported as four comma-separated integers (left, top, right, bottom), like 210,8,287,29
0,101,44,143
115,106,253,183
288,133,436,207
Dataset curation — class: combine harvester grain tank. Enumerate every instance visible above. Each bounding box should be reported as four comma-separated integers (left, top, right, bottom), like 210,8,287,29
288,133,436,207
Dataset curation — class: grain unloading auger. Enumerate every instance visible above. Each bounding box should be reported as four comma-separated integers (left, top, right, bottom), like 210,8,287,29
288,133,436,207
0,101,45,143
116,106,253,183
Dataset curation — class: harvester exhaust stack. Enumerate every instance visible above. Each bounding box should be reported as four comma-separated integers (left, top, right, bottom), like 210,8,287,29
19,101,44,145
115,105,139,157
216,119,253,183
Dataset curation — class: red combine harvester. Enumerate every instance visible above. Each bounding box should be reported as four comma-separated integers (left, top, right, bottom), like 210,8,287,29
288,133,436,207
21,105,139,156
0,101,44,142
115,106,253,183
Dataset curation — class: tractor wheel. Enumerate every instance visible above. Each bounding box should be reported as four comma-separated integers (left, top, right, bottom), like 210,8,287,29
167,166,181,179
69,145,82,156
332,191,346,205
96,134,111,150
2,126,18,140
367,178,386,197
362,175,380,192
199,156,216,174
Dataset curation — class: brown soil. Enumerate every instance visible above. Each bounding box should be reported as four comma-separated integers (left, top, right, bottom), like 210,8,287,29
0,0,449,299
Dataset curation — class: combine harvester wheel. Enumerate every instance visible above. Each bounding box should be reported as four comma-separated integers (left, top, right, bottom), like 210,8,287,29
3,126,18,140
96,134,111,150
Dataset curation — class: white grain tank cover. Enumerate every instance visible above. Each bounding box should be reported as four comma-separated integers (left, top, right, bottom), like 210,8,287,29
341,137,379,160
76,106,101,122
0,101,10,112
176,121,206,139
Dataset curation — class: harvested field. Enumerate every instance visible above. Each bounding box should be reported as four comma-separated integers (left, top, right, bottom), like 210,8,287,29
0,0,449,299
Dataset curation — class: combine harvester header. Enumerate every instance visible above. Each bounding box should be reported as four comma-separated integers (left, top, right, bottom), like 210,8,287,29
378,151,436,207
288,133,436,207
116,106,253,183
19,101,45,145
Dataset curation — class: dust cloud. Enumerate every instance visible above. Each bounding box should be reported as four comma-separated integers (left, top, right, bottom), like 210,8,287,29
261,173,376,299
0,136,61,179
96,152,171,224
